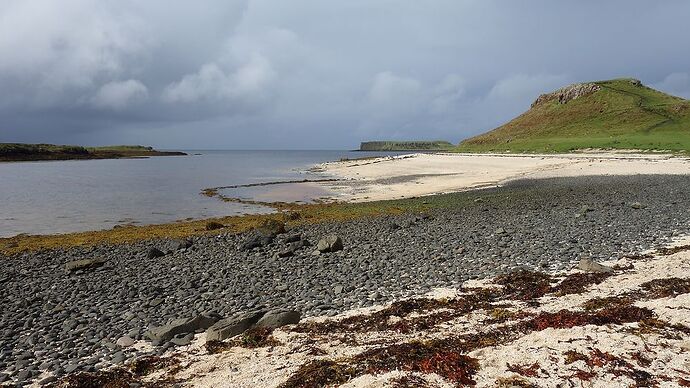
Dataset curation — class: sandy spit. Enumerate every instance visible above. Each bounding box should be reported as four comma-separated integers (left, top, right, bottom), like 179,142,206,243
313,152,690,202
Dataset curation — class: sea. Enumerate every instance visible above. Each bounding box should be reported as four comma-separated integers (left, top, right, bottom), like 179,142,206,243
0,150,408,238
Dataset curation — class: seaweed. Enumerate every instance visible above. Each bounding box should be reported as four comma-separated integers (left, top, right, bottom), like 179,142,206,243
495,376,536,387
353,341,479,385
236,327,281,348
46,370,136,388
581,295,635,311
129,356,179,377
552,272,612,296
493,270,553,300
639,277,690,298
45,358,182,388
293,290,499,335
657,244,690,256
278,360,359,388
390,374,431,388
525,306,654,331
564,350,589,365
506,362,541,377
567,349,655,387
205,327,280,354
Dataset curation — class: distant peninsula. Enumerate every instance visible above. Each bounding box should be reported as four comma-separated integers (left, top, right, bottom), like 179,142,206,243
0,143,186,162
359,140,453,151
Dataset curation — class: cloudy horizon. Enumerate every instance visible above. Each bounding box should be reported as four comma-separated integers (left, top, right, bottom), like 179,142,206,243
1,0,689,150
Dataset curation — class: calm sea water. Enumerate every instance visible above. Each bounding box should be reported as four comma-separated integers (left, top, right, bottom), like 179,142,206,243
0,150,407,237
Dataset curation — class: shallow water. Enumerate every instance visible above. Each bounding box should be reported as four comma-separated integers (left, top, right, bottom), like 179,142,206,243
0,150,407,237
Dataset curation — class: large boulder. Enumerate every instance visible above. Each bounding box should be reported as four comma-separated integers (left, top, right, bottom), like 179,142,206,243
316,235,343,253
255,310,301,329
239,231,276,251
206,311,266,342
146,314,220,343
577,258,614,273
146,248,165,259
205,309,301,343
64,258,106,273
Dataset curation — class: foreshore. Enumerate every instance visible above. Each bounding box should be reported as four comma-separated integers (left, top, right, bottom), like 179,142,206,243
2,173,690,387
2,153,690,387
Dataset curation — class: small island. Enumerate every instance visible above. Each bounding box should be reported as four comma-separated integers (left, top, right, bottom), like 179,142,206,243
359,140,453,151
0,143,187,162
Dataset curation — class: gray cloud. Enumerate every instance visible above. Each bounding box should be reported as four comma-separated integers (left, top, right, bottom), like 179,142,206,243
1,0,689,149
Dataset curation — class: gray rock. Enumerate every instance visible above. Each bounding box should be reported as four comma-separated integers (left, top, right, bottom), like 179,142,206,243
146,314,219,343
206,311,265,342
64,258,106,273
16,369,33,381
116,336,135,348
255,310,301,329
0,373,7,383
39,376,58,385
64,364,80,373
283,233,301,243
146,248,165,259
316,235,343,253
175,239,193,250
630,202,645,209
170,333,194,346
239,231,276,251
577,258,614,273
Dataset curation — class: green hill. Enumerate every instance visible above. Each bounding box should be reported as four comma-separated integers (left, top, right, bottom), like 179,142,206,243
458,78,690,153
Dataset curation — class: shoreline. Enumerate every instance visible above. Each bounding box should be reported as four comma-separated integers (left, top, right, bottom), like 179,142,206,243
2,151,690,255
313,151,690,203
2,174,690,386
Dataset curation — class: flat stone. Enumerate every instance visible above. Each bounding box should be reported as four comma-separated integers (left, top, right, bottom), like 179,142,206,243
255,310,301,329
146,314,220,343
116,336,136,348
64,258,106,272
205,311,265,342
577,258,614,273
64,364,80,373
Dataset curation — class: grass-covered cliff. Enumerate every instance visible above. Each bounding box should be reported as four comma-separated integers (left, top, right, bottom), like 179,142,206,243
458,78,690,153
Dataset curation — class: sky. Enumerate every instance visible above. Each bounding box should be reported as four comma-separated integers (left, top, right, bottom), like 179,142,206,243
1,0,690,150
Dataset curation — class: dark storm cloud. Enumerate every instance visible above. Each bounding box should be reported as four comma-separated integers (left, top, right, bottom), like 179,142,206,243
1,0,689,149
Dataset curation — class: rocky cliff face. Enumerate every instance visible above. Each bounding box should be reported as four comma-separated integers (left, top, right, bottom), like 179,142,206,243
531,82,602,108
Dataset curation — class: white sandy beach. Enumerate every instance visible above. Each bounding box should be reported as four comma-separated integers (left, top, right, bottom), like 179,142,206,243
314,152,690,202
93,237,690,388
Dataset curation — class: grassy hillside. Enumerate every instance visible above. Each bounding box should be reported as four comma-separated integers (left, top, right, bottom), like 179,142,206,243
360,141,453,151
458,78,690,153
0,143,186,162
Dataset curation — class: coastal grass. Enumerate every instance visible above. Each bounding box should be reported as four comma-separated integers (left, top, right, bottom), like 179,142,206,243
0,192,474,256
458,78,690,153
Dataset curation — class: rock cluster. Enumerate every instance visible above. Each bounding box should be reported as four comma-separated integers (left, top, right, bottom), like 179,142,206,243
531,82,602,108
